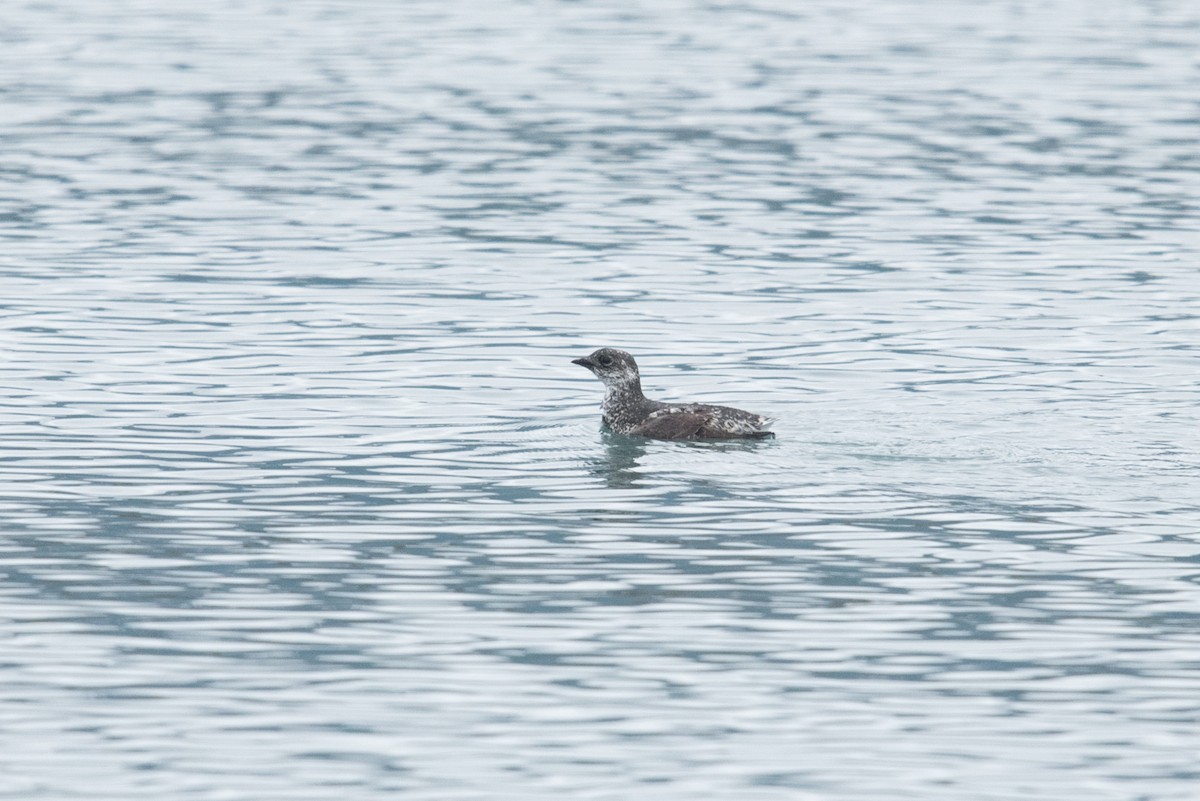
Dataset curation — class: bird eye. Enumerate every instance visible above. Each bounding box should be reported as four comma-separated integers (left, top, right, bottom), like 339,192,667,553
597,354,613,367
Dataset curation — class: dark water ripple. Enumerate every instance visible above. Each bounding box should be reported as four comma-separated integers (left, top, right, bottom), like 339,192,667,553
2,1,1199,799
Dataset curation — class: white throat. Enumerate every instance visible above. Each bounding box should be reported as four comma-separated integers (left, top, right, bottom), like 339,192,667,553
600,367,641,405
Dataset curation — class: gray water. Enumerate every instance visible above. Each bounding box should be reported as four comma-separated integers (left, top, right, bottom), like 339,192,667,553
2,1,1199,798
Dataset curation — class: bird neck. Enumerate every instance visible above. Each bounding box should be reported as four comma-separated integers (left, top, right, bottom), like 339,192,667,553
604,377,644,404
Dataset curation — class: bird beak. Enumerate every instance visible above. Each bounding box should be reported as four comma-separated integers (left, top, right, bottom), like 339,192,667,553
572,357,595,369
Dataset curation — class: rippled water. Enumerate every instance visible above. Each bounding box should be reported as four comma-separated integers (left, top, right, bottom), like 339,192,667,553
2,1,1199,798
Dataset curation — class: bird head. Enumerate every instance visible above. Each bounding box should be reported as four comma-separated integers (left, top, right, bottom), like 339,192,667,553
572,347,641,389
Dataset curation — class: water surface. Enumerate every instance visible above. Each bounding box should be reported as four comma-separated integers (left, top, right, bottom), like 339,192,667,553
1,1,1199,799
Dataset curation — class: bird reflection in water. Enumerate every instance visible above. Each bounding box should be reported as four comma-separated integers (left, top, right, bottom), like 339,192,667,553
589,426,777,489
590,428,649,488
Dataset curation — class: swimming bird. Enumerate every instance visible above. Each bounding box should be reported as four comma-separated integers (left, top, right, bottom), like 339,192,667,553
572,347,775,440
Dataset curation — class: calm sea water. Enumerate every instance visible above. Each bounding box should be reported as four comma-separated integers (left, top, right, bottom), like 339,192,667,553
2,1,1198,799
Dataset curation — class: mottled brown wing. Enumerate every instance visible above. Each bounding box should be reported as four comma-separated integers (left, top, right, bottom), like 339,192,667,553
631,411,711,440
